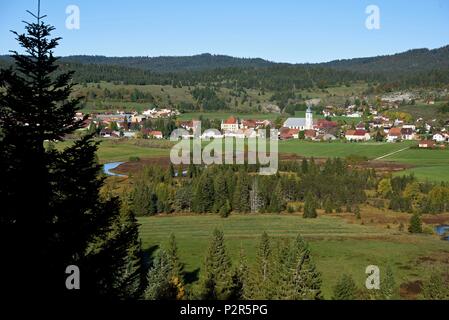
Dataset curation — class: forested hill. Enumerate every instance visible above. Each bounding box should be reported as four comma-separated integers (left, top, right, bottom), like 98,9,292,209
319,45,449,74
3,45,448,74
1,45,448,89
59,53,275,73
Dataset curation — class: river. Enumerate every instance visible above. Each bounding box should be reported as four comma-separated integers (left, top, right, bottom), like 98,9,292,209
103,162,126,177
435,225,449,242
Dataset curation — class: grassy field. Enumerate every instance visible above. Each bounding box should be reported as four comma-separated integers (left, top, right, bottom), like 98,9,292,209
384,147,449,181
96,141,169,163
54,139,170,163
58,137,449,182
138,214,449,299
278,140,415,159
91,139,414,164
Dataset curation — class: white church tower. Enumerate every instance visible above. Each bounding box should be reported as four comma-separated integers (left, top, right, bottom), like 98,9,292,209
305,105,313,130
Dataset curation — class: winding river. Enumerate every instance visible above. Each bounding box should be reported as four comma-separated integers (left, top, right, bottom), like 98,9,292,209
103,162,126,177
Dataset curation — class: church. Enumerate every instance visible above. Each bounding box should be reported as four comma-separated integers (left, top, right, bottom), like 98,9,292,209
283,106,314,131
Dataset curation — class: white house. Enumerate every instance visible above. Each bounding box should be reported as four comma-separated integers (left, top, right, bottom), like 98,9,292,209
433,133,447,143
345,129,370,141
201,130,224,139
148,130,163,139
387,128,402,143
123,131,137,138
345,112,362,118
401,128,416,140
221,116,239,132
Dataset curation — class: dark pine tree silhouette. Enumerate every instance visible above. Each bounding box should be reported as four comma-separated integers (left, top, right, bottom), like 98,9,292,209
0,2,142,299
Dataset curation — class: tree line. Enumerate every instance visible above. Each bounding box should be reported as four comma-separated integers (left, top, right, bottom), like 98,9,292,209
129,158,371,218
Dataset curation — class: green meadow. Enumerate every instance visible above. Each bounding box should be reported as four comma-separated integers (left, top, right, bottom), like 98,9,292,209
384,148,449,182
57,137,449,182
138,214,449,299
91,139,411,163
278,140,415,159
96,141,168,163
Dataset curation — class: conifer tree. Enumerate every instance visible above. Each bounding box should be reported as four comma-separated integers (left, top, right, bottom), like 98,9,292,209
268,181,285,213
381,265,396,300
271,240,296,299
324,196,333,213
354,205,361,219
0,5,142,298
291,235,322,300
192,172,214,213
197,229,234,300
422,270,449,300
145,249,179,300
230,247,249,300
408,213,423,233
332,274,357,300
219,200,232,218
248,232,273,299
257,232,272,283
213,171,228,213
303,192,318,218
166,233,184,278
233,172,251,213
132,181,152,216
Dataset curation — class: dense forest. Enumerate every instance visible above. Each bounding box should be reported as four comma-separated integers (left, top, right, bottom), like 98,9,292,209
2,45,449,91
125,159,449,219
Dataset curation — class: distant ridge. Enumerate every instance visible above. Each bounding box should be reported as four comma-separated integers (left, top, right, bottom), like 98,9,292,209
1,45,448,75
1,45,448,89
319,45,449,74
60,53,275,73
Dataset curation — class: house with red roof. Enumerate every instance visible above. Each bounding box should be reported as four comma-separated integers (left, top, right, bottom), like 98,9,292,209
149,130,163,139
279,128,299,140
315,119,338,130
345,129,370,141
387,127,402,142
221,116,239,132
418,140,435,149
304,129,317,140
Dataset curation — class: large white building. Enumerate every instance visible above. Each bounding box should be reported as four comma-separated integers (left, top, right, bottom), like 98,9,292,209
221,116,239,132
283,106,314,130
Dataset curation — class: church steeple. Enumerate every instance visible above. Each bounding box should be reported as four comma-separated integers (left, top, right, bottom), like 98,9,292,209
305,105,313,130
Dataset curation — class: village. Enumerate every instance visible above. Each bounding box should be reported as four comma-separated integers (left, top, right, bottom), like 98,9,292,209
75,100,449,149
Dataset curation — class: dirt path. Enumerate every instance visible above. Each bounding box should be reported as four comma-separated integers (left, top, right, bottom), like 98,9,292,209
374,146,410,160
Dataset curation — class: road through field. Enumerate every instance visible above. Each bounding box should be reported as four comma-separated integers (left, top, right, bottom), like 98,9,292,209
374,146,410,160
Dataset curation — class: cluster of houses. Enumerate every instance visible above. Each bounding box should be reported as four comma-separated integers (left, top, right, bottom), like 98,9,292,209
75,109,172,139
281,106,339,141
174,117,274,139
278,107,449,148
75,104,449,149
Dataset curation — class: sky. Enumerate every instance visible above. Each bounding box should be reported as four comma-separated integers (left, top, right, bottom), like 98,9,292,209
0,0,448,63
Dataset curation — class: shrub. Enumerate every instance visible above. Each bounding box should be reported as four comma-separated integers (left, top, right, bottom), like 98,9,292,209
129,156,141,162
